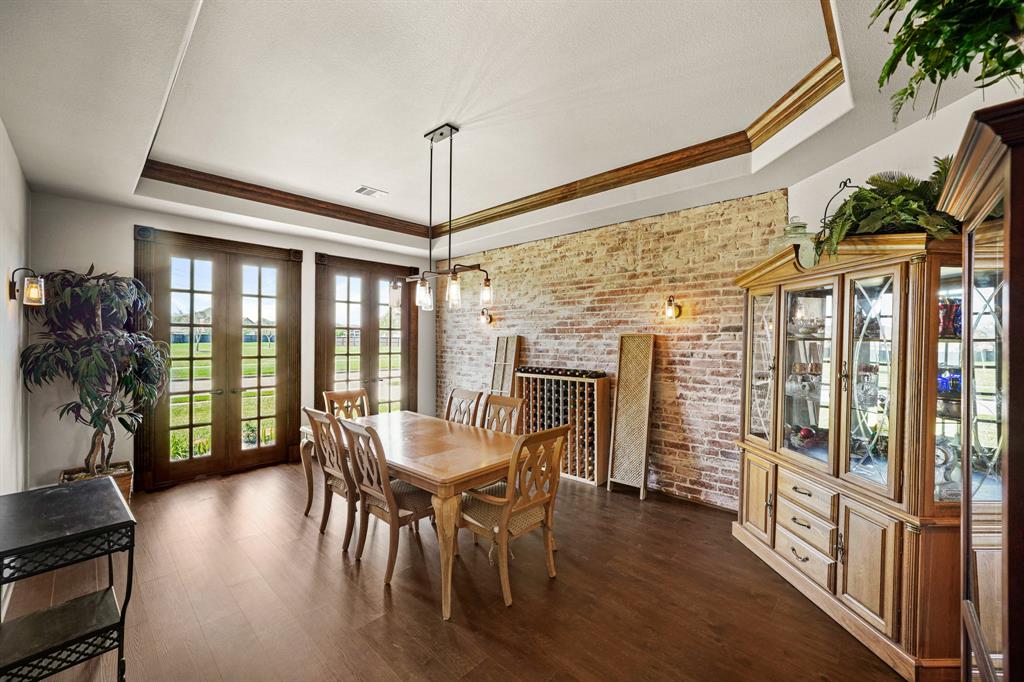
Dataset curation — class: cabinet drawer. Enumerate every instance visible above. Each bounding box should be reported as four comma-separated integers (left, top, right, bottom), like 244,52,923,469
778,468,837,522
776,495,837,557
775,526,836,591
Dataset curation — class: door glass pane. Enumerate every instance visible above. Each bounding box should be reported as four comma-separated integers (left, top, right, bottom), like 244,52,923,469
333,275,363,391
847,274,895,487
782,285,833,464
167,257,215,461
748,292,775,441
969,241,1004,502
241,265,278,449
967,225,1005,674
378,278,402,413
935,266,963,502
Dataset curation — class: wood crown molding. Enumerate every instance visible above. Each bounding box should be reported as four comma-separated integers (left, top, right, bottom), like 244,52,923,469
141,0,843,241
141,160,428,238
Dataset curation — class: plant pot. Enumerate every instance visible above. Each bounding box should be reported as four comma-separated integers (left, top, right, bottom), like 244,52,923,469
59,460,134,504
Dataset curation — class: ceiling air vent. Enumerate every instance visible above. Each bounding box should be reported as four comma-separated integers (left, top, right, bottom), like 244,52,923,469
354,185,388,198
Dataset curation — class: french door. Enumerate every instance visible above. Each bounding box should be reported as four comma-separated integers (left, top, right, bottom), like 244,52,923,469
135,227,301,488
314,253,417,414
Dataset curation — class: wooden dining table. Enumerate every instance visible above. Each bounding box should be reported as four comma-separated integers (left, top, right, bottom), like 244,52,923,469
299,410,520,619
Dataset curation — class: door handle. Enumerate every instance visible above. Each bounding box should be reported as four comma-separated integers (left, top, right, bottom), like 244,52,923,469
230,388,241,394
211,389,224,395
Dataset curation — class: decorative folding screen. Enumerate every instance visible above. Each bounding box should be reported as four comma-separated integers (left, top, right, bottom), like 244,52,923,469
608,334,655,499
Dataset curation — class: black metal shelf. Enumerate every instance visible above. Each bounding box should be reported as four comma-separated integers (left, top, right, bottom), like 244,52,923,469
0,477,135,681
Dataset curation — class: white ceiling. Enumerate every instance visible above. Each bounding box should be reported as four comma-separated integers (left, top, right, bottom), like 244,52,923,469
0,0,989,258
151,0,827,222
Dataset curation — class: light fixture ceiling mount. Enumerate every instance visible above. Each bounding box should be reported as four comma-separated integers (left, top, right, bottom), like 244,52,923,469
408,122,493,311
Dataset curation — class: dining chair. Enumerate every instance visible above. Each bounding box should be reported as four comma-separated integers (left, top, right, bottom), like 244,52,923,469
458,424,571,606
477,394,525,435
323,388,370,419
339,419,435,584
303,408,359,549
443,388,482,426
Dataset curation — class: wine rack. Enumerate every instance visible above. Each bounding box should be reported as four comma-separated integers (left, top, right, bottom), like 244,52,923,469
515,369,610,485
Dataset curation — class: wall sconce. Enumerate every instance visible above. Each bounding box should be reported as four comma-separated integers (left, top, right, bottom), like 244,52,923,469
479,308,493,325
663,296,681,320
9,268,45,306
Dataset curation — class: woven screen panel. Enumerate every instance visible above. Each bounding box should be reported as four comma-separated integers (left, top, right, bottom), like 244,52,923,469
609,334,655,488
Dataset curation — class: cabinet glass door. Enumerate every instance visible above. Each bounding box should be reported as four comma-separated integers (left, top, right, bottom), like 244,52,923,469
841,268,902,496
964,222,1006,679
934,266,964,503
780,281,836,470
746,289,777,445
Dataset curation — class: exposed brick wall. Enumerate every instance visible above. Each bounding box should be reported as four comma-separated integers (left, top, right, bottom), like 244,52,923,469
435,190,787,509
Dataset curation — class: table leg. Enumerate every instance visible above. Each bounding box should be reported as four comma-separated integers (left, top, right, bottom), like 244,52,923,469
431,493,461,620
300,439,315,516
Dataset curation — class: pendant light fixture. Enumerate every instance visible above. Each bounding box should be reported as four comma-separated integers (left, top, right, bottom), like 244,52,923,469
409,122,493,312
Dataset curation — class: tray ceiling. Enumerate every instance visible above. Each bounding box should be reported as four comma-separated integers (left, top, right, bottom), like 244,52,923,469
150,0,830,224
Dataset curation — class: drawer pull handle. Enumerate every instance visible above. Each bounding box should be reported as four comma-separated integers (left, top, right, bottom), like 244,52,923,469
791,516,812,529
791,485,813,497
790,547,810,563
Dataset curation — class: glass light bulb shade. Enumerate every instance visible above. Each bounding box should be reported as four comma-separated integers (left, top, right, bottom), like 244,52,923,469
22,276,45,306
664,296,679,319
446,273,461,309
388,281,402,308
415,278,430,308
479,278,493,306
421,283,434,311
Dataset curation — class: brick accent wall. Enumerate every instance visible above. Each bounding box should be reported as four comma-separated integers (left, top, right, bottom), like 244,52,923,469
435,190,787,509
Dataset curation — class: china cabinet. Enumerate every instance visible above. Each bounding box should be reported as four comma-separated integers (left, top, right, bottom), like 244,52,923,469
939,98,1024,682
734,233,962,681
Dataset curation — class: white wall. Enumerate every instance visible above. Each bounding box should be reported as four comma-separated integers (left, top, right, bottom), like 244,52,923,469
788,84,1018,228
1,116,29,497
27,192,435,487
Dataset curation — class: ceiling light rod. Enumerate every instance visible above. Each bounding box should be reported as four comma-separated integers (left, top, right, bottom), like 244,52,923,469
405,262,488,283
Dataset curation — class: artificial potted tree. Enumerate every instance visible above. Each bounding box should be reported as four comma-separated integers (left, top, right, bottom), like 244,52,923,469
21,266,169,501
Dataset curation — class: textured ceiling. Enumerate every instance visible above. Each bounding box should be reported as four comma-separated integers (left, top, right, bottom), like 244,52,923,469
150,0,829,223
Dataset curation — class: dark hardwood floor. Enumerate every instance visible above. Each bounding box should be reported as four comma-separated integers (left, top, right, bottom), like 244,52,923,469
5,463,901,681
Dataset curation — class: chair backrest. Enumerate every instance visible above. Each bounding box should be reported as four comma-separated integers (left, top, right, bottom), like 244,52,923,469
444,388,482,426
303,407,356,491
323,388,370,419
478,394,525,435
338,419,396,512
502,425,570,517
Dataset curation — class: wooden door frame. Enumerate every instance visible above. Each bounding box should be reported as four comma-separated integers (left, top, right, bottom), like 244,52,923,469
134,225,303,491
313,252,418,414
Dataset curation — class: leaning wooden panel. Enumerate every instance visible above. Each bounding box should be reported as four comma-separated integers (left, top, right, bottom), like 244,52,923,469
607,334,655,499
489,335,522,397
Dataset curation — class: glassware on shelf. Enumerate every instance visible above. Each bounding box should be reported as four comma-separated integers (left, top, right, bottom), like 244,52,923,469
781,285,833,464
933,266,964,502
